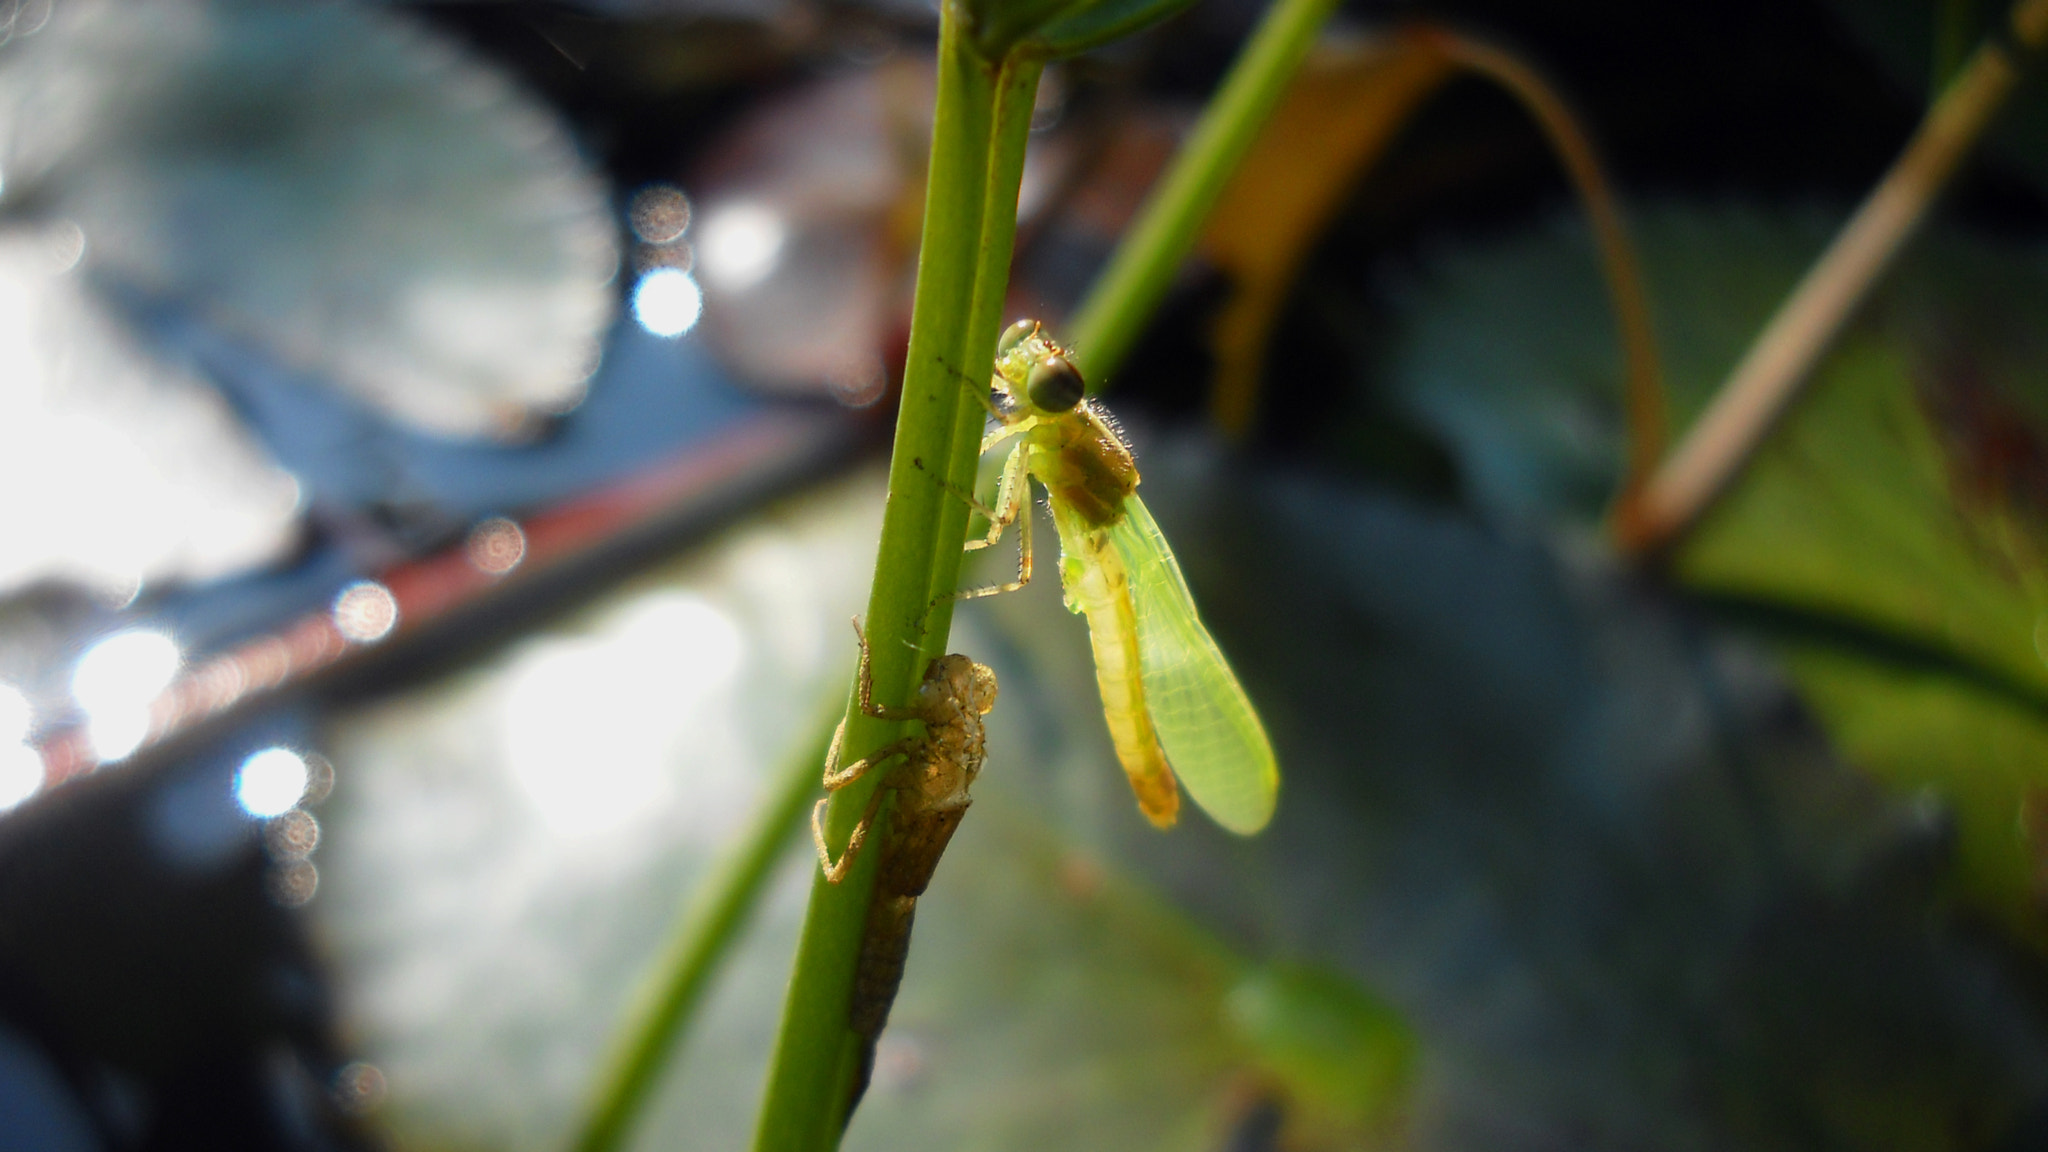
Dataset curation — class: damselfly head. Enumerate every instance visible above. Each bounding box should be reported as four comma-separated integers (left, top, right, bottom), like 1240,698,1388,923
1026,353,1085,413
996,318,1041,359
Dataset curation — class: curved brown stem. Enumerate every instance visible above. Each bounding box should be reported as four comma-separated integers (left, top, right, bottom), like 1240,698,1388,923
1424,29,1667,543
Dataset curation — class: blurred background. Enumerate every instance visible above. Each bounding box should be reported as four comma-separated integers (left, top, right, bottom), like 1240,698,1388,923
1,0,2047,1149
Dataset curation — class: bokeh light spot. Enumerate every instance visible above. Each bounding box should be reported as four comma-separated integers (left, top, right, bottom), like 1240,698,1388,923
236,746,310,818
72,630,180,762
270,859,318,906
265,808,320,859
466,516,526,575
41,219,85,275
334,581,399,643
628,184,692,245
333,1061,386,1115
631,269,702,338
697,201,785,291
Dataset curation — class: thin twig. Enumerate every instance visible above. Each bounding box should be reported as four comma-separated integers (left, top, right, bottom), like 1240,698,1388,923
1426,30,1666,538
1620,0,2048,555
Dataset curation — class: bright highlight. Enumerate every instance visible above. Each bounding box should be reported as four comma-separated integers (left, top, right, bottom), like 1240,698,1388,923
631,269,702,338
0,742,42,812
697,202,785,291
73,630,180,762
236,747,311,818
0,683,31,745
502,592,743,837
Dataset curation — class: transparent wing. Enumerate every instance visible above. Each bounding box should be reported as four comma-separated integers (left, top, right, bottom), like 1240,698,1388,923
1107,495,1278,834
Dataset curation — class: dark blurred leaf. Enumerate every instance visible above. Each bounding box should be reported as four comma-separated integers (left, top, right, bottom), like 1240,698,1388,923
1373,204,2048,943
1110,450,2048,1149
1822,0,2048,201
306,425,2048,1148
965,0,1198,60
1378,208,1833,524
1681,323,2048,941
844,811,1265,1150
0,716,377,1151
1202,32,1456,435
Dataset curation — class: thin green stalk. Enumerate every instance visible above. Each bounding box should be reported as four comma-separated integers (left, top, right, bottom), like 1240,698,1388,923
751,0,1279,1141
749,11,1042,1148
568,702,839,1152
1065,0,1341,388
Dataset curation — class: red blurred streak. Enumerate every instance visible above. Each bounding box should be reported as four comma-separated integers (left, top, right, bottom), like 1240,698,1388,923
37,413,839,787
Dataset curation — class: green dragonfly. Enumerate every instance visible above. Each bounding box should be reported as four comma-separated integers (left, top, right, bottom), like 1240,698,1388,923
954,318,1278,835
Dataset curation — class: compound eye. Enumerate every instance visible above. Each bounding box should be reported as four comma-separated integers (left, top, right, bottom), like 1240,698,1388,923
1026,353,1085,412
996,318,1039,359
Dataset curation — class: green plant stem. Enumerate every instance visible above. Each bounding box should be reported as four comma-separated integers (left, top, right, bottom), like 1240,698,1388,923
749,9,1043,1148
567,704,838,1152
1065,0,1341,387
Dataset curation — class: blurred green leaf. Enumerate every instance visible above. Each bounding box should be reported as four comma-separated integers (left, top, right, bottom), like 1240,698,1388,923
1375,204,2048,941
1679,330,2048,939
317,448,2048,1149
1070,453,2048,1149
1823,0,2048,201
1225,962,1416,1134
1675,236,2048,940
1679,291,2048,705
1775,643,2048,943
1380,209,1832,524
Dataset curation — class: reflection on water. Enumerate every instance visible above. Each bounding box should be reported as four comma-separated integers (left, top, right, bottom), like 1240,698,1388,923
501,592,742,838
0,680,39,809
0,233,302,597
315,470,884,1151
71,628,180,762
0,740,42,811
